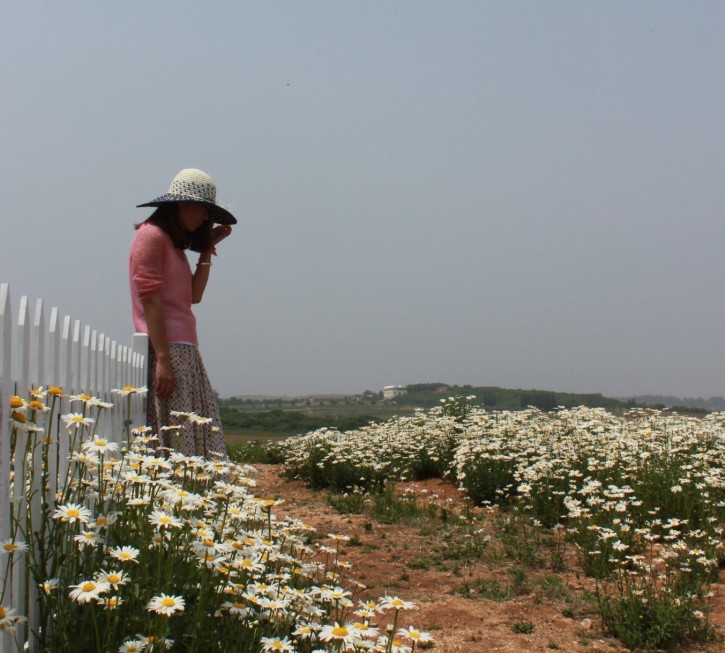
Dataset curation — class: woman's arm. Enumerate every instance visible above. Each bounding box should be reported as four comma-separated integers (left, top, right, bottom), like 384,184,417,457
191,249,213,304
142,294,175,398
191,225,232,304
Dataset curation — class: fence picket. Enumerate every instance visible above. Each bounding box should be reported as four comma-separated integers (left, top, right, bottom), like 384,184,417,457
0,285,10,653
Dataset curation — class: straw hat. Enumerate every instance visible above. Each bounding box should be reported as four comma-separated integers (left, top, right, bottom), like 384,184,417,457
137,168,237,225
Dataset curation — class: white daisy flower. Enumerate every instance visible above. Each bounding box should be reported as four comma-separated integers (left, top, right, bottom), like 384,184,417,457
147,593,185,616
53,502,92,525
69,580,110,604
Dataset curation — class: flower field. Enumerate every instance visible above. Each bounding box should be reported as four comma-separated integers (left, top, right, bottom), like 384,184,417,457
4,389,430,653
273,399,725,651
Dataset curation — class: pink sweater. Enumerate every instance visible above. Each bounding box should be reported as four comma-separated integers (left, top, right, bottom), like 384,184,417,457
129,223,198,345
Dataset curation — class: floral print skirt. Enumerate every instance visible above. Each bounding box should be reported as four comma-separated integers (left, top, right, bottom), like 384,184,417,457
147,343,227,459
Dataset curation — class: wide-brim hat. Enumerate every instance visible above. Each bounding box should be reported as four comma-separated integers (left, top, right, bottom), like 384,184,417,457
137,168,237,225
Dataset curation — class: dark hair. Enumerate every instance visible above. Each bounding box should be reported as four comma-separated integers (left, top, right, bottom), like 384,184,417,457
135,204,213,253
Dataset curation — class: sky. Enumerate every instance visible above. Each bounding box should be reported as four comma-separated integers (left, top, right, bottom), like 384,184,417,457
3,2,725,399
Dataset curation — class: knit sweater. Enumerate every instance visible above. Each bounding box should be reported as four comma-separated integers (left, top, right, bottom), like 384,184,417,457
129,222,198,345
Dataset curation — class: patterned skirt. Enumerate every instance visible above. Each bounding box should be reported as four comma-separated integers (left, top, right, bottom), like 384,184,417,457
147,343,227,459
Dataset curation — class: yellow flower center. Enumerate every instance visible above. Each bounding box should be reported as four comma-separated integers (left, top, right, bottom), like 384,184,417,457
71,416,84,423
108,574,120,583
12,411,26,423
10,397,23,408
162,597,176,607
0,607,6,619
332,626,349,637
81,582,96,592
29,400,44,410
48,387,63,396
79,394,92,401
203,539,214,547
123,386,135,392
3,543,17,551
83,533,94,540
66,508,79,518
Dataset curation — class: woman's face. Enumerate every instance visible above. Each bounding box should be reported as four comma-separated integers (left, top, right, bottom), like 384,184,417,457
178,202,211,232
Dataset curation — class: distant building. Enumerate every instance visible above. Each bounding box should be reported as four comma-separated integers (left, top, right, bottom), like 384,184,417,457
383,385,407,400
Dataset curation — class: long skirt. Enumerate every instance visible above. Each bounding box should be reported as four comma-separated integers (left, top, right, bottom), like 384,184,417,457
147,343,227,459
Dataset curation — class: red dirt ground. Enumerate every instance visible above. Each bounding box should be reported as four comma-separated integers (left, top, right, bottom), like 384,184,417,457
251,464,725,653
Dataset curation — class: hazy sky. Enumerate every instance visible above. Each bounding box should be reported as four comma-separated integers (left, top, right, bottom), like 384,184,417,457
3,2,725,398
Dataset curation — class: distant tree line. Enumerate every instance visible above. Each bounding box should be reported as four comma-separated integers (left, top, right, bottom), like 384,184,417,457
219,407,375,434
394,385,636,411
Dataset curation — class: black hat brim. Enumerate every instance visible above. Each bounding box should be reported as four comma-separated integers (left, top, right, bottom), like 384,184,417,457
137,194,237,225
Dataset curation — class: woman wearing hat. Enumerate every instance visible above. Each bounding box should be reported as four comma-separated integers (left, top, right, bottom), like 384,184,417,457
129,168,236,458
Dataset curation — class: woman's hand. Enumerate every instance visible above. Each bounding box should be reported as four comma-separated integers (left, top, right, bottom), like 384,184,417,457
210,225,232,249
155,355,175,398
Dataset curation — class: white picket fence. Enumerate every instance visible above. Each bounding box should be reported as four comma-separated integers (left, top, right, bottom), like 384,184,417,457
0,283,148,652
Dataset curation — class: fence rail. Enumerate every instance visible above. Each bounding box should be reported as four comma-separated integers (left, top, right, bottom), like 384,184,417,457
0,283,147,652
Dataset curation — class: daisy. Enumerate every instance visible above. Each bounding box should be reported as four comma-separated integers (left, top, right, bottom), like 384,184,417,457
82,436,119,455
74,531,99,549
188,414,213,425
378,595,418,611
53,502,92,525
110,545,141,564
0,605,24,634
9,396,27,411
223,600,251,618
320,586,351,602
39,578,59,594
377,636,412,653
292,623,317,639
260,636,295,652
69,393,96,405
170,410,197,420
118,639,145,652
71,451,100,467
98,595,124,610
397,626,433,644
352,622,379,639
91,512,118,530
0,539,28,555
28,399,49,412
148,509,183,530
10,411,28,425
147,593,185,616
319,622,357,648
112,385,148,396
61,413,95,430
69,579,110,604
98,569,130,589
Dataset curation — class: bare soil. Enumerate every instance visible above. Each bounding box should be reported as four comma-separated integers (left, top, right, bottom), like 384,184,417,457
252,464,725,653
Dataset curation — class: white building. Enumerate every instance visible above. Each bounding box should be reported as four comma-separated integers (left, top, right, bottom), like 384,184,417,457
382,385,407,400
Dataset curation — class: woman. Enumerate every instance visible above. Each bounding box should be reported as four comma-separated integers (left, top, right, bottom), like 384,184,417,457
129,168,235,458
